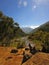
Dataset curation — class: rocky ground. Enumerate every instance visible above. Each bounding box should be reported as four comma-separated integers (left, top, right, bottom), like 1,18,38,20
0,47,49,65
22,52,49,65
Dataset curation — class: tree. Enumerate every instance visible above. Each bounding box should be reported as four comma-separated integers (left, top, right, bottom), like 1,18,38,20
0,11,19,46
0,11,3,17
0,11,25,46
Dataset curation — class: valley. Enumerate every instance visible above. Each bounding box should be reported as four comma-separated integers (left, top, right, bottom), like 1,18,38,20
0,11,49,65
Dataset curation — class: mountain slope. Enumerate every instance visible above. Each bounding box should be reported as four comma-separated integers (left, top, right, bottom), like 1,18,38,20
21,27,33,34
28,21,49,51
31,21,49,33
0,11,26,46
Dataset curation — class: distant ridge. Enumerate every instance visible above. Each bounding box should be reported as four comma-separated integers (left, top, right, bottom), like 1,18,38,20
31,21,49,33
21,27,33,34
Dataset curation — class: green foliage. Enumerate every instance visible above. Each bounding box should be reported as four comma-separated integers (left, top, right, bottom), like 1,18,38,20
17,40,26,49
28,22,49,51
38,21,49,32
0,11,3,17
0,11,25,46
32,40,42,51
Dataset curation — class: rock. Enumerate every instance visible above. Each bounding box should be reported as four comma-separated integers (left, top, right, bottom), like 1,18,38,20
10,49,18,53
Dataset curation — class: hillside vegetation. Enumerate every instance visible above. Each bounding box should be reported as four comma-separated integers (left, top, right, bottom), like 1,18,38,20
0,11,26,47
28,22,49,51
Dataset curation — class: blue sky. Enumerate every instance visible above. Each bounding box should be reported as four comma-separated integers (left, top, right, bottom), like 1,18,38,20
0,0,49,28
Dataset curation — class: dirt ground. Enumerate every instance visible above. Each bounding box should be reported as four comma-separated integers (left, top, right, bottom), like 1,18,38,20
0,47,49,65
0,47,23,65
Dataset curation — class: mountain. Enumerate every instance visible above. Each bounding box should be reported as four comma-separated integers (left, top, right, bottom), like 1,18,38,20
28,21,49,51
38,21,49,32
21,27,33,34
31,21,49,33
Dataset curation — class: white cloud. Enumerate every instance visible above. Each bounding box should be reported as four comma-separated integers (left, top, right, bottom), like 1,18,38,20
32,5,37,10
33,5,37,8
33,0,49,5
19,0,22,5
18,0,49,10
18,0,27,7
21,25,39,29
32,0,49,9
18,0,22,8
30,25,39,29
23,1,27,7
